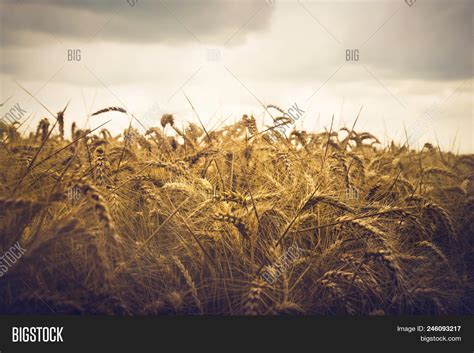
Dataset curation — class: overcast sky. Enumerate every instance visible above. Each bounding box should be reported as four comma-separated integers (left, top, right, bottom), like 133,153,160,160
0,0,472,152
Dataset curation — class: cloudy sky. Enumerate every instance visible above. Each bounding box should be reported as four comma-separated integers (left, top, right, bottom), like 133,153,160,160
0,0,472,152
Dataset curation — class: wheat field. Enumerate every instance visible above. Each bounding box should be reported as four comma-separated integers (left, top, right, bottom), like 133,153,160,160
0,106,473,315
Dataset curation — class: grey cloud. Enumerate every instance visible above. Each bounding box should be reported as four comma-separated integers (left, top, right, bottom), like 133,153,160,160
361,0,472,81
226,0,472,82
0,0,471,84
0,0,273,46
